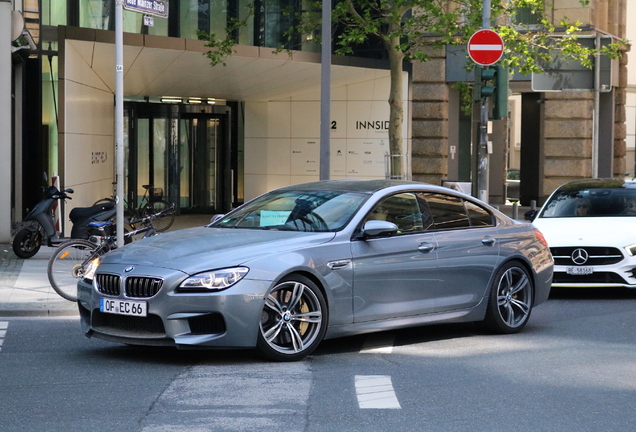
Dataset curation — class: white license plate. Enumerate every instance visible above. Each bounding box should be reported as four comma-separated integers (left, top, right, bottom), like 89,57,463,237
566,266,593,275
100,298,147,317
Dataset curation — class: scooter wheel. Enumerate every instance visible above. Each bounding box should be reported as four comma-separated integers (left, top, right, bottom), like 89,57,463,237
12,229,42,259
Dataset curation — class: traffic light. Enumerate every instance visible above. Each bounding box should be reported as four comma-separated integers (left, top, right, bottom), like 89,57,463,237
473,65,509,119
493,65,508,120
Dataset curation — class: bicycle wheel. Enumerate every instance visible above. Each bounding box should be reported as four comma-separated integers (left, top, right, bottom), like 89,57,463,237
47,239,102,302
142,199,175,232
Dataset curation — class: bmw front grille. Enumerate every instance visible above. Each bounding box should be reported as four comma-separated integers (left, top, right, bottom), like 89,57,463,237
96,274,163,298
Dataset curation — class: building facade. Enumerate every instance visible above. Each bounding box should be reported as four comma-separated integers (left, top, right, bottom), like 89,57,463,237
8,0,407,242
4,0,633,244
412,0,630,206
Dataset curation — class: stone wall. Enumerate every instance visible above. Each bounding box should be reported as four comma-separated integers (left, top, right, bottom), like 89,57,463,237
411,46,449,185
542,92,594,195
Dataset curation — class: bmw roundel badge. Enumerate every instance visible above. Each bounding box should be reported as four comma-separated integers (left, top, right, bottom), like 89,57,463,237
125,266,135,273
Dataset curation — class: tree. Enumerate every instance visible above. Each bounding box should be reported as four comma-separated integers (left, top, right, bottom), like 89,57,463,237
200,0,626,178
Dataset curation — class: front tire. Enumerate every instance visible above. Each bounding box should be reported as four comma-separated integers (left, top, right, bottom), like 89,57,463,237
12,228,42,259
257,275,328,361
482,261,533,334
47,239,100,302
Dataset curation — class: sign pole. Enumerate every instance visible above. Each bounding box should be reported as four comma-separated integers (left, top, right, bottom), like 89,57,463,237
478,0,491,203
115,1,124,247
320,0,331,180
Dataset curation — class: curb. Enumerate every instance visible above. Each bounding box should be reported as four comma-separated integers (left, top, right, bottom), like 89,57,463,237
0,308,79,318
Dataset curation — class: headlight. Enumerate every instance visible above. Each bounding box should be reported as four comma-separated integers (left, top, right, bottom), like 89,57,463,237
83,257,101,281
179,267,249,292
625,244,636,256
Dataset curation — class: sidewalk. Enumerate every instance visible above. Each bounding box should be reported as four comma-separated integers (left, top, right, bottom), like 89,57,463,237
0,214,213,317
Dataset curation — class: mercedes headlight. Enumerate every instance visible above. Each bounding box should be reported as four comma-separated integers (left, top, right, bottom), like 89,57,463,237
625,244,636,256
179,267,249,292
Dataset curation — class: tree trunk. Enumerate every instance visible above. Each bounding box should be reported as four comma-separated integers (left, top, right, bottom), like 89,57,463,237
386,33,405,179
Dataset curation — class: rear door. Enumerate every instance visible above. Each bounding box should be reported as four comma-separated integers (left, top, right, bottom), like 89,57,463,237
419,193,501,312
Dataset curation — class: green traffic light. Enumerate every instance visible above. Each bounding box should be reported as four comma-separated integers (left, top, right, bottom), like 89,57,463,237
481,69,496,80
473,64,509,119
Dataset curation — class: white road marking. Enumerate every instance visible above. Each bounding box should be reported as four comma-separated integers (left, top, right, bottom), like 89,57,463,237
360,333,395,354
0,321,7,351
355,375,401,409
140,361,312,431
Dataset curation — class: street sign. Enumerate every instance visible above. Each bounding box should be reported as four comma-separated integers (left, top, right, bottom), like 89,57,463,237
124,0,168,19
468,29,504,66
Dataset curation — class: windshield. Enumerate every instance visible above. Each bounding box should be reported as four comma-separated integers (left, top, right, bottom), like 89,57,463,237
540,188,636,218
213,190,369,232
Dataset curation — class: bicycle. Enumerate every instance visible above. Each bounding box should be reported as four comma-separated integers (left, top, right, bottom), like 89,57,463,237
47,213,159,302
95,183,176,233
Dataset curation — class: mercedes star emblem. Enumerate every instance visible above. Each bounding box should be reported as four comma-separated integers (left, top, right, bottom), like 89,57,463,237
571,248,589,265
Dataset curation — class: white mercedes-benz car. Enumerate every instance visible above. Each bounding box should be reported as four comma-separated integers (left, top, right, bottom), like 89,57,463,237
526,178,636,288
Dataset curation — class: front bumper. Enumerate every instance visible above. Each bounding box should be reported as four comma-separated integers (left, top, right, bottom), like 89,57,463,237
77,263,271,348
551,263,636,288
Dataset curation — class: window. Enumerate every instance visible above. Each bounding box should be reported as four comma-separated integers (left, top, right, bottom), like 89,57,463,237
465,201,494,227
365,193,424,234
421,193,470,230
513,7,541,26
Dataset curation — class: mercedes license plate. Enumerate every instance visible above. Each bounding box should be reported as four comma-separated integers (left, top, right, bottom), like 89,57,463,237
566,266,593,275
100,298,147,317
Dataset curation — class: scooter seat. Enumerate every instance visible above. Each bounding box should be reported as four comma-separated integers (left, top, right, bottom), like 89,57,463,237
69,202,115,223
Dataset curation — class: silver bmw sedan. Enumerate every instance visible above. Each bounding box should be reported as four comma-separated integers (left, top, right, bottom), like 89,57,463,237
77,180,553,361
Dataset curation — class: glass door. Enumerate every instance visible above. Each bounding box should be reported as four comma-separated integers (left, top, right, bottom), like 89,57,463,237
179,115,220,210
125,104,174,210
125,102,233,214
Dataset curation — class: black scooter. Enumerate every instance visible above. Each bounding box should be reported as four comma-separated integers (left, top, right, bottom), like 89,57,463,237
12,185,117,258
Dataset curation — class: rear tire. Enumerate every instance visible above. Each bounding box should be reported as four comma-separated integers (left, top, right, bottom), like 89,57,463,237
47,239,100,302
142,200,175,232
482,261,534,334
12,228,42,259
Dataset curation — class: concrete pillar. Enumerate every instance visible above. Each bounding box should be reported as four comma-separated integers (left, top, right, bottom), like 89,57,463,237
411,46,449,186
542,91,594,195
0,1,12,242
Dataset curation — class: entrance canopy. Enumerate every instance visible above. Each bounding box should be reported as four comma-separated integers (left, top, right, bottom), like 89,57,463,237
62,26,390,102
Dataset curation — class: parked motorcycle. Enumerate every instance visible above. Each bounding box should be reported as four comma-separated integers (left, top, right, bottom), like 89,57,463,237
12,185,117,259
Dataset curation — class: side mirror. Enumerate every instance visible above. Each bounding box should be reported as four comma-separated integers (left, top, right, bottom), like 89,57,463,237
361,220,399,238
524,210,538,221
64,188,74,194
210,214,225,224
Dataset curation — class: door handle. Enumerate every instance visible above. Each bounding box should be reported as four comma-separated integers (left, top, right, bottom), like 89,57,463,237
482,236,496,246
418,242,435,253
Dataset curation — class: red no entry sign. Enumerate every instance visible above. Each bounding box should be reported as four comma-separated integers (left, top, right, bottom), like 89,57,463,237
468,29,504,66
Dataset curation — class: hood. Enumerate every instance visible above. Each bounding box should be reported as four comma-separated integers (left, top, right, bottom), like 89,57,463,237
532,217,636,247
101,226,336,274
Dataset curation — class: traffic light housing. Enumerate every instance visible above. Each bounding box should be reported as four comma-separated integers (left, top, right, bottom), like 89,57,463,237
473,65,509,119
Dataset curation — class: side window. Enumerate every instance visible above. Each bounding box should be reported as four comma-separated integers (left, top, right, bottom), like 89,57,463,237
465,200,495,227
422,193,470,230
365,193,423,234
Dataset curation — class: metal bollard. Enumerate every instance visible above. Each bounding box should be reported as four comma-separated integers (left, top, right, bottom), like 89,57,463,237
530,200,536,210
512,202,518,220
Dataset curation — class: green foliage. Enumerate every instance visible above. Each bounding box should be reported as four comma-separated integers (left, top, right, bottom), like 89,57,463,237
197,0,627,75
198,4,254,67
197,0,628,177
452,82,474,117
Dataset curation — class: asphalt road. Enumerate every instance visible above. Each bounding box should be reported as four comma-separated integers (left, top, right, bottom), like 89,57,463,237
1,288,635,432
